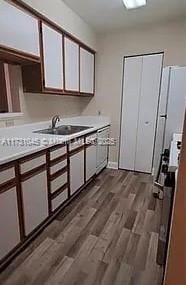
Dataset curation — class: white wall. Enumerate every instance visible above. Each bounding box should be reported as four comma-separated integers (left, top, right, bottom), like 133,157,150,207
3,66,91,126
22,0,97,50
81,19,186,164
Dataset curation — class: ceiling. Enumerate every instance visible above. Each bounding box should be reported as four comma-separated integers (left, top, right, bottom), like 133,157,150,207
62,0,186,33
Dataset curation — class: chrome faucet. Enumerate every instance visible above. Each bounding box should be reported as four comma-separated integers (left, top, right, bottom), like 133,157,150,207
51,115,60,129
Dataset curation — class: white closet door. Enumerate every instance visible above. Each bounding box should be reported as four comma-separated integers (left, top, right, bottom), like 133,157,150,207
80,48,94,94
42,23,63,89
135,54,163,173
64,37,79,91
119,56,143,170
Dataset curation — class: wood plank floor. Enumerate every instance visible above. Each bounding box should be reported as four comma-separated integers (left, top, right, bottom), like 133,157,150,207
0,169,163,285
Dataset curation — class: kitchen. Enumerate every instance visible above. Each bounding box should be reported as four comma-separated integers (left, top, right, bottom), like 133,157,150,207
0,0,186,284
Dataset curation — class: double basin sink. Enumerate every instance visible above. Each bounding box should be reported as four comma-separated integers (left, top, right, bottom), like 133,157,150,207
34,125,92,136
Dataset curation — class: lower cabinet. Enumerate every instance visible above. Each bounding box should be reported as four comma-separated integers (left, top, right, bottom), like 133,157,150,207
21,170,49,236
85,133,97,182
86,146,97,181
0,127,110,268
70,149,84,195
97,127,110,173
0,187,20,260
48,144,68,212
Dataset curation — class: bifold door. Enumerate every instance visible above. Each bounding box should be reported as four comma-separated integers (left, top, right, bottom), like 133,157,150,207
119,53,163,173
119,56,142,171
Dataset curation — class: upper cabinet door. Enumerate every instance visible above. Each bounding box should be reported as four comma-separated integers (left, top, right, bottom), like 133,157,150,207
80,48,94,94
0,1,40,57
42,23,63,90
64,37,79,92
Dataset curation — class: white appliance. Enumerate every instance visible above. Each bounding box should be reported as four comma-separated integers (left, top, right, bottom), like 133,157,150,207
164,67,186,148
168,133,182,173
119,53,163,173
96,127,110,174
157,133,181,268
153,66,186,177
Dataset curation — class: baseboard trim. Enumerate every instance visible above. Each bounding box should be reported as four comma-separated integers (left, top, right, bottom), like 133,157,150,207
107,162,118,170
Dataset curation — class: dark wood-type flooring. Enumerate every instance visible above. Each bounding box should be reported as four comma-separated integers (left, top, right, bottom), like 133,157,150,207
0,169,163,285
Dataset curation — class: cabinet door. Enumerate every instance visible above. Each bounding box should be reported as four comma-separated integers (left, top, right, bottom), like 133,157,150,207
0,1,40,56
86,145,97,181
80,48,94,94
22,171,48,235
70,150,84,195
42,23,63,90
64,37,79,92
97,128,109,168
0,187,20,260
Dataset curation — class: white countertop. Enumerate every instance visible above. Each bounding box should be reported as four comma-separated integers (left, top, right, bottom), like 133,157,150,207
0,116,110,165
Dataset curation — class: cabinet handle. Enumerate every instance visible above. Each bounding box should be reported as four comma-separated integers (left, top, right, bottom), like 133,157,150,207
160,115,167,119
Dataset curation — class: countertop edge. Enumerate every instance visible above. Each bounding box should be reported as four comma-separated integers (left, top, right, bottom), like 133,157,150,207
0,123,110,166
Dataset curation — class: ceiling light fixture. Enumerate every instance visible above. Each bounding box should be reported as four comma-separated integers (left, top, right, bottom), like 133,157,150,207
123,0,146,9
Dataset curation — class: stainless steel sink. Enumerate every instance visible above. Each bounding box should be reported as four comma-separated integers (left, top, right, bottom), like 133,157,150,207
33,125,92,136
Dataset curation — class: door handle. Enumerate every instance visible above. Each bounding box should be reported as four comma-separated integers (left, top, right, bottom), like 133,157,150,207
145,121,149,125
160,115,167,119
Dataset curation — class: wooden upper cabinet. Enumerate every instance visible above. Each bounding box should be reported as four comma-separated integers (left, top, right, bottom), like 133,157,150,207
0,0,40,57
64,37,79,92
1,1,95,96
0,63,8,113
80,48,95,94
42,23,64,90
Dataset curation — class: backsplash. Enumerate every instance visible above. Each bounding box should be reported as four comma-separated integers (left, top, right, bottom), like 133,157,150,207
0,65,92,128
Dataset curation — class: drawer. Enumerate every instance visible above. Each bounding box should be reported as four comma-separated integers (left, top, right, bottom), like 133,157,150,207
69,138,84,151
51,172,68,193
50,145,67,161
51,188,68,211
50,159,67,175
20,155,46,174
0,166,15,185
